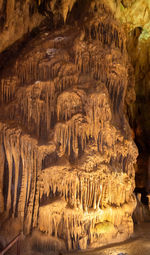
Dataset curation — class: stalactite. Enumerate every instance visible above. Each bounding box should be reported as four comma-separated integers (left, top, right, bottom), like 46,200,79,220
0,77,17,104
0,139,5,213
11,132,20,216
3,131,13,213
18,140,28,223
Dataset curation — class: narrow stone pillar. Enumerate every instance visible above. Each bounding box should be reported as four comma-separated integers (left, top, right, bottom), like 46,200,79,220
147,194,150,210
137,193,141,202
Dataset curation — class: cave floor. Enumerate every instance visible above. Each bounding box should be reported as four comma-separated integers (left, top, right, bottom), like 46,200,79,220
20,222,150,255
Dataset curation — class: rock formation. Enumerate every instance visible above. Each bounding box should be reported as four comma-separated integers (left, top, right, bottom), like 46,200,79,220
0,1,138,251
0,0,44,54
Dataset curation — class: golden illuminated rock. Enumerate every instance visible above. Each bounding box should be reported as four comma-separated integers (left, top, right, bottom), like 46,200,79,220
0,1,138,251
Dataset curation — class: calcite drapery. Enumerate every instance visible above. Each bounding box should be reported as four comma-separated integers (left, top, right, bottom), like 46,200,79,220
0,2,138,251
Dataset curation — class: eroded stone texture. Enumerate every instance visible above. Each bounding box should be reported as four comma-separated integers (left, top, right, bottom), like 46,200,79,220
0,2,138,251
0,0,44,54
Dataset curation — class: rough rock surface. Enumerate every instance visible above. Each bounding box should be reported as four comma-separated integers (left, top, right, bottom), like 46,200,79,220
0,0,44,53
126,27,150,191
1,0,150,54
0,2,138,251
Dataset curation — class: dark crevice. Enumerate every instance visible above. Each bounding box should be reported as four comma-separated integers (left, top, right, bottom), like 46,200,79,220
0,0,7,32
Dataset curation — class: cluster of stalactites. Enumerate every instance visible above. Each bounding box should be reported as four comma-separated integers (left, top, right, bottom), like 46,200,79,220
4,51,79,138
37,164,136,249
39,167,133,212
54,114,87,158
0,123,55,234
7,67,78,138
57,89,86,121
14,49,72,86
54,90,112,158
38,208,85,250
0,77,18,104
74,39,127,113
83,14,126,51
37,0,77,22
0,46,75,107
17,81,55,138
38,195,135,251
54,102,137,176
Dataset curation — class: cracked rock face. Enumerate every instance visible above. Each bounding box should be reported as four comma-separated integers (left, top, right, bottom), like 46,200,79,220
0,3,138,251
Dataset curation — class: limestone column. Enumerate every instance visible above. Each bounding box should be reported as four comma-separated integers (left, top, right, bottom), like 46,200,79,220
0,143,5,213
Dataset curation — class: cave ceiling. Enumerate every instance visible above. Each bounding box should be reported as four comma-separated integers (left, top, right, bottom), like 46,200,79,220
1,0,150,55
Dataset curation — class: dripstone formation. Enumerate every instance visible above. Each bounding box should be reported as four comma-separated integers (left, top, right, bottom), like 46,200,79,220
0,3,138,251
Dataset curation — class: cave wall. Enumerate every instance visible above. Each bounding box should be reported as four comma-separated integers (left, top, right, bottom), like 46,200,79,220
1,0,150,54
0,0,83,54
0,0,44,53
103,0,150,194
118,1,150,193
126,29,150,192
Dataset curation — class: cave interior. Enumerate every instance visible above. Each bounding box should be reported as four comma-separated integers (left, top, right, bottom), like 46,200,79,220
0,0,150,253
